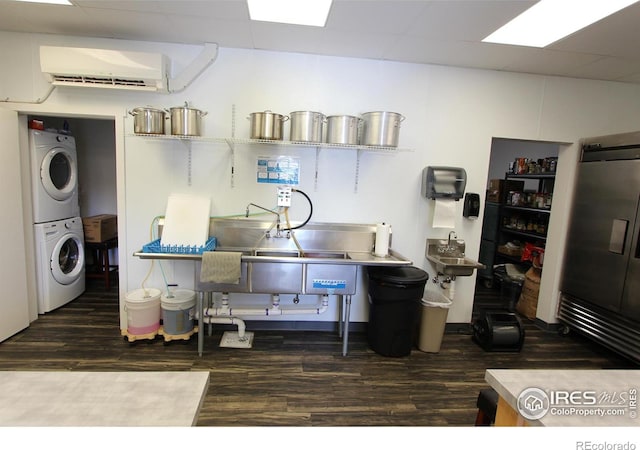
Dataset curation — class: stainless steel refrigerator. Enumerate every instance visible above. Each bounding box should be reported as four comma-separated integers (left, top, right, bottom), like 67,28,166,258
560,131,640,363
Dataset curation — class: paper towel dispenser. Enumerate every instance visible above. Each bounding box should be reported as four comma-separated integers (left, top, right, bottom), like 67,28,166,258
422,166,467,200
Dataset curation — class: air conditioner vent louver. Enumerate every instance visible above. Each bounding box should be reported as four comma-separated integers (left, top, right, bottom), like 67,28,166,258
50,74,155,90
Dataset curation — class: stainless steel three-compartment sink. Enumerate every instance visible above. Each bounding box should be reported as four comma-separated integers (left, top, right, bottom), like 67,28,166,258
134,219,412,295
133,219,413,356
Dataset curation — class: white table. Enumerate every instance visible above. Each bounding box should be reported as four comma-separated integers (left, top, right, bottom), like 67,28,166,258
0,371,210,426
485,369,640,426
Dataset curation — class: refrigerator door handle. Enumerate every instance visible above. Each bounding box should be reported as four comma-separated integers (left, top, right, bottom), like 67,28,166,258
635,223,640,259
609,219,629,254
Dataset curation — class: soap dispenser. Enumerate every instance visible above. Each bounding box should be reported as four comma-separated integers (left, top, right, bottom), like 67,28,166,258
463,193,480,219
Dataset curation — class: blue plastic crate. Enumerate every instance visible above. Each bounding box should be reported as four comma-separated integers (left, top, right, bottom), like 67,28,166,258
142,237,217,254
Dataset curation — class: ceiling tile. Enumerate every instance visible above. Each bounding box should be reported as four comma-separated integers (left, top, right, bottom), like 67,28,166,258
158,16,253,47
550,2,640,59
0,0,639,84
562,56,640,82
327,0,427,34
75,0,249,20
404,0,536,41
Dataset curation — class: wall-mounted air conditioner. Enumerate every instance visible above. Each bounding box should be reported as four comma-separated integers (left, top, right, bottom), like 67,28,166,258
40,46,169,92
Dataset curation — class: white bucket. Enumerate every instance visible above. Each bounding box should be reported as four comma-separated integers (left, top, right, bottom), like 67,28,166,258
161,289,196,335
125,288,161,335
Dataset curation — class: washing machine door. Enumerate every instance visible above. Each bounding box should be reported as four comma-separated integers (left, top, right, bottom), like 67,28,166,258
40,147,78,201
50,232,85,285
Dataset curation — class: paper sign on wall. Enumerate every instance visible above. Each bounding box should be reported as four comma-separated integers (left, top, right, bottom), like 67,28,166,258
257,156,300,185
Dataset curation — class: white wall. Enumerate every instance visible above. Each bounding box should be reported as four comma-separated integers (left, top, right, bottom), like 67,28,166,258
0,109,30,341
3,31,640,329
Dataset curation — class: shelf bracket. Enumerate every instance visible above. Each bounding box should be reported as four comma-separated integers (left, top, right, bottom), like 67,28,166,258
179,139,193,186
230,104,236,188
354,148,362,193
226,138,235,188
314,146,321,191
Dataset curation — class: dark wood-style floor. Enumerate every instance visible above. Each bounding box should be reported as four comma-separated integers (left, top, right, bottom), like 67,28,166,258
0,278,635,427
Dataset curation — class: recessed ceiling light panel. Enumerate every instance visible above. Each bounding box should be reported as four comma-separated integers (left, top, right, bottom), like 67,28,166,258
483,0,639,47
247,0,333,27
13,0,72,5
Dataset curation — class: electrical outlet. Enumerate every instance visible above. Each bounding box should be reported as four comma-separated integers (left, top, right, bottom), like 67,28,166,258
277,186,292,207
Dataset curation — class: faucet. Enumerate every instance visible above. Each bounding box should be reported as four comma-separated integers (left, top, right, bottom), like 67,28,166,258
246,203,281,237
448,231,457,249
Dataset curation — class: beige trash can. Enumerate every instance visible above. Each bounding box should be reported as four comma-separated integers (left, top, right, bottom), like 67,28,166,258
418,289,452,353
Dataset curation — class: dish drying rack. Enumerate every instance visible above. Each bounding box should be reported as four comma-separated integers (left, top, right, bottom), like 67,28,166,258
142,237,217,254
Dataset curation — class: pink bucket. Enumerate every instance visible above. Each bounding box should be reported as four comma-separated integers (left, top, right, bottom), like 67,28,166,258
125,288,161,335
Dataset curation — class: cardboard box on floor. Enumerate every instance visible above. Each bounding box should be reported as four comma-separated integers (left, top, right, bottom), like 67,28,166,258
82,214,117,243
517,267,541,320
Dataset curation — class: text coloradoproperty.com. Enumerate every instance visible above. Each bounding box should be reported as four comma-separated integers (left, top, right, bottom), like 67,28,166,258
552,407,628,417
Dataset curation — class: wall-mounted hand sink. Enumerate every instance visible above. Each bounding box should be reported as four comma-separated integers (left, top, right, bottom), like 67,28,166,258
425,238,485,277
426,254,485,276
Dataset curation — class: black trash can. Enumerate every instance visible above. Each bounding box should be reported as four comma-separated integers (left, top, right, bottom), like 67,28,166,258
367,266,429,357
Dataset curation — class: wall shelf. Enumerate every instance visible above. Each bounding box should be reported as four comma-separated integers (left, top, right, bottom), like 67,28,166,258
500,227,547,241
129,133,405,152
129,134,409,192
503,205,551,214
129,104,410,192
478,169,555,286
496,171,555,266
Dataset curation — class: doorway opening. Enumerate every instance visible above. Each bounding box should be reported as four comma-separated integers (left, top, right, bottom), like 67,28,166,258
473,137,560,319
26,114,118,294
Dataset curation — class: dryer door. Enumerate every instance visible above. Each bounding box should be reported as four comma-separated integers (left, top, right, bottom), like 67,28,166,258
40,147,78,201
50,232,85,285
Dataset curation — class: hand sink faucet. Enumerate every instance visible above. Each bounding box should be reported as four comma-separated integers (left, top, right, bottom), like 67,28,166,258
448,231,457,249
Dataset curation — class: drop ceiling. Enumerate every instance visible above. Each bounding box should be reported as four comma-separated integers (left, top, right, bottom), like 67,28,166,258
2,0,640,84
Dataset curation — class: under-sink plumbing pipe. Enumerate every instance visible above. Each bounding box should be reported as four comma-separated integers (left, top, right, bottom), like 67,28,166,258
435,274,456,301
204,293,330,317
199,316,247,339
447,279,456,301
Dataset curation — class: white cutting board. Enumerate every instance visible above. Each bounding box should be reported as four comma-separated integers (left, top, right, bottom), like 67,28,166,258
160,194,211,247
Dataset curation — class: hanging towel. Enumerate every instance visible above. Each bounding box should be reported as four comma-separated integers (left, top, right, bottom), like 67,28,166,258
200,251,242,284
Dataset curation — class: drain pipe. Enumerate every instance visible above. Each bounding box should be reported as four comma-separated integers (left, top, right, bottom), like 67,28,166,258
204,293,330,317
447,279,456,301
436,273,456,301
200,316,247,339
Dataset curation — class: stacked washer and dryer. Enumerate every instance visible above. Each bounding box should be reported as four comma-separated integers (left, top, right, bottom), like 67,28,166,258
29,129,85,314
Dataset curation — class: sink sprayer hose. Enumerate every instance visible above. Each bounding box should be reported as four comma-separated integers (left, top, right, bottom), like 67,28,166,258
281,188,313,231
